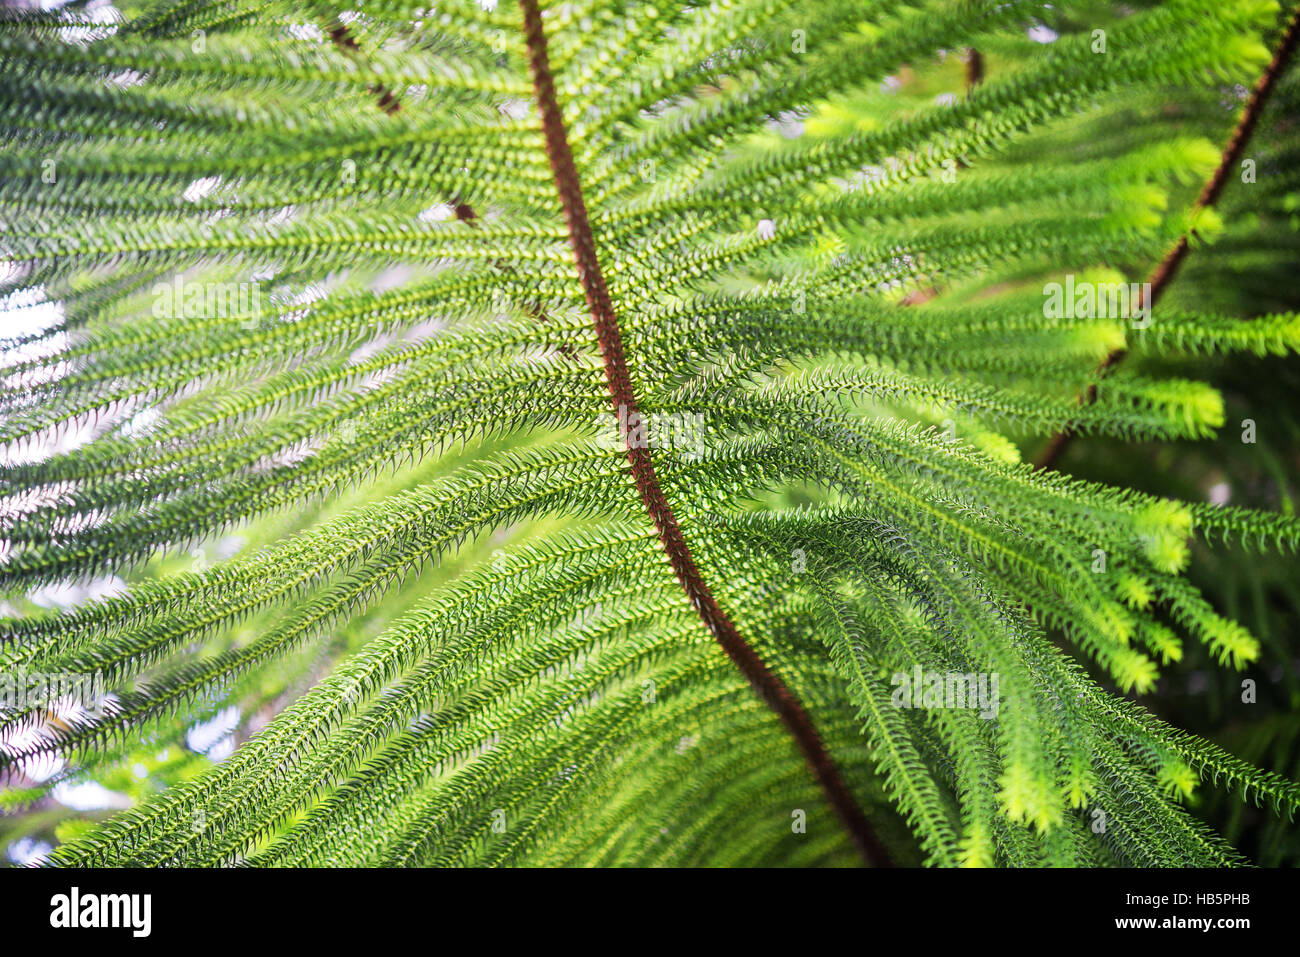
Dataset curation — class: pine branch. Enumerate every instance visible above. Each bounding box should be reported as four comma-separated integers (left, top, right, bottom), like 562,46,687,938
1036,3,1300,471
517,0,891,867
325,18,402,116
6,0,1298,869
898,48,984,308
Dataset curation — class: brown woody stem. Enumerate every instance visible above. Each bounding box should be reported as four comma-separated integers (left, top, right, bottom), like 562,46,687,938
518,0,891,866
965,47,984,91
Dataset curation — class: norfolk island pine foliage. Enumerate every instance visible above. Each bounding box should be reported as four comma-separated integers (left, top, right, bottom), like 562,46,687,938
1,0,1300,868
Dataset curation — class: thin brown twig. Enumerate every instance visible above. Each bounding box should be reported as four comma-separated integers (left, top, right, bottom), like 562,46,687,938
965,47,984,90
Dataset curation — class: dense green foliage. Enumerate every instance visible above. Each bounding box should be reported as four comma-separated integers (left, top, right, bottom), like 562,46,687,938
1,0,1299,867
